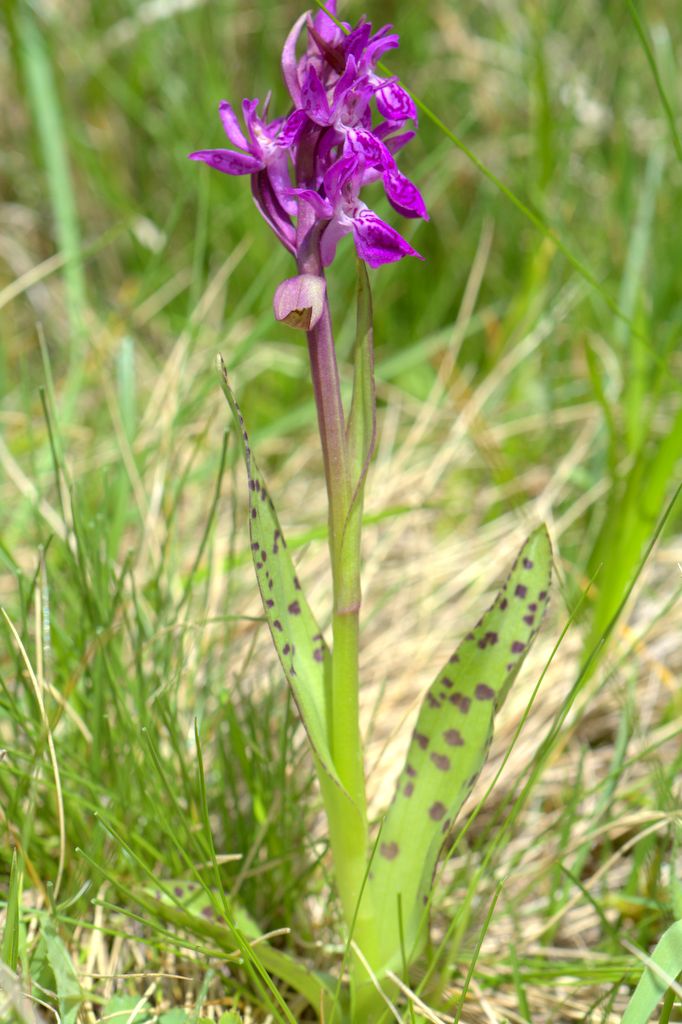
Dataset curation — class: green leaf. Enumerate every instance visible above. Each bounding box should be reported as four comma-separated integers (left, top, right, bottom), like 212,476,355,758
621,920,682,1024
41,918,83,1024
217,356,338,787
366,526,552,970
1,850,21,971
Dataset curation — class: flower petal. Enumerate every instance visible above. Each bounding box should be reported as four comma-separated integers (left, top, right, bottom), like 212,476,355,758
344,126,390,169
323,154,361,202
267,153,297,216
320,217,353,266
277,109,307,148
330,54,359,116
281,10,309,106
241,98,261,148
302,65,331,125
312,0,346,43
383,165,429,220
218,100,249,150
352,208,423,267
287,187,334,219
251,171,296,254
376,127,416,154
375,80,417,125
188,149,263,175
363,28,400,69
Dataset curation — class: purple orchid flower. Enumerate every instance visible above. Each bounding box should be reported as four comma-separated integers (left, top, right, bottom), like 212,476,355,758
190,4,428,271
291,154,423,269
189,99,305,213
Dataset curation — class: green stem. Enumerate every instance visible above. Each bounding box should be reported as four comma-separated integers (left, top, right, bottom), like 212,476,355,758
295,214,369,940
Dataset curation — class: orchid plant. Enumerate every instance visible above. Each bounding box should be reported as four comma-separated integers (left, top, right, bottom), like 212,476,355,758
187,3,552,1019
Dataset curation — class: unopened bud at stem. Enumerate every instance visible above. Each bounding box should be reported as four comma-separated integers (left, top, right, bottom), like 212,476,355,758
273,274,326,330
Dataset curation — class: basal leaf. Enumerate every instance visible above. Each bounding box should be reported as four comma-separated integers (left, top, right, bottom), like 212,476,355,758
366,526,552,970
217,357,359,806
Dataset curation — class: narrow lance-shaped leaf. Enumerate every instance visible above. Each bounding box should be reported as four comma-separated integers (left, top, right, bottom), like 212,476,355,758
365,526,552,970
217,356,338,783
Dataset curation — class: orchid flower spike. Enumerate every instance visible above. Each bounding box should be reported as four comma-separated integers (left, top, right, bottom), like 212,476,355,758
189,3,427,271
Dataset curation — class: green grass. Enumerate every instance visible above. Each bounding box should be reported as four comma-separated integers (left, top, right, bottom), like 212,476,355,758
1,0,681,1021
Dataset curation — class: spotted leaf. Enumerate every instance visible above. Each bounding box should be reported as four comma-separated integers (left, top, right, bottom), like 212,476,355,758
365,526,552,971
217,357,337,785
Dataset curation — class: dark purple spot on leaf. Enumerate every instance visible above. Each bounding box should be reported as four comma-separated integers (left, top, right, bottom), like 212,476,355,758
266,599,274,608
288,601,301,615
414,732,429,750
202,906,215,919
442,819,452,833
449,653,460,664
444,729,464,746
273,620,283,632
430,752,450,771
523,614,534,626
442,677,454,689
380,841,399,860
515,584,527,598
406,764,417,777
475,683,495,700
293,576,301,590
539,590,548,601
429,801,446,820
528,602,537,612
449,692,471,713
523,558,534,569
251,542,259,551
500,597,508,610
478,630,499,649
404,782,414,797
283,643,291,655
427,694,441,709
313,649,324,662
251,508,257,519
511,641,525,653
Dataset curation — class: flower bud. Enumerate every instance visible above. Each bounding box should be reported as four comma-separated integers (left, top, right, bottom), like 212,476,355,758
273,274,326,330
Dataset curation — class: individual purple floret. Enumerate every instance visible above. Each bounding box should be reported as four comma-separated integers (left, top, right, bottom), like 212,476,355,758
189,1,427,270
